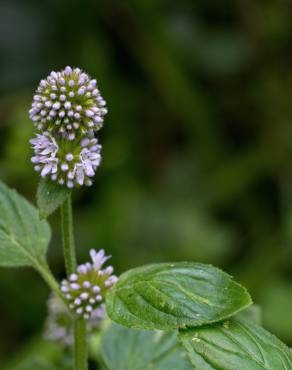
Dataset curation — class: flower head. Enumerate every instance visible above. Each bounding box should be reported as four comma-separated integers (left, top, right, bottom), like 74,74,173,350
29,66,107,138
30,132,101,188
61,249,118,320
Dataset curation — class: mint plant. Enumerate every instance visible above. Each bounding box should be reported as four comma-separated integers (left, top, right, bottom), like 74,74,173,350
0,67,292,369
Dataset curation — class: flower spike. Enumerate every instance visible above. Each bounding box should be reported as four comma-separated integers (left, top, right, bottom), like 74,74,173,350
29,67,106,187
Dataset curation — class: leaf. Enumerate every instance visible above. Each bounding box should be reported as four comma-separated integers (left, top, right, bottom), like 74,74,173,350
179,318,292,369
0,182,51,268
100,323,192,370
106,262,252,330
37,178,70,219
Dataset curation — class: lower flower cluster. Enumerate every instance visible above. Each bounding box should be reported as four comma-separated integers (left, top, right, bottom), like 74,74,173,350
61,249,118,320
30,132,101,188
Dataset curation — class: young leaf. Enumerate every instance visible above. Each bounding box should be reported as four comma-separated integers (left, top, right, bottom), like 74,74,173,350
106,262,252,330
179,318,292,369
100,323,192,370
37,178,70,219
0,182,51,268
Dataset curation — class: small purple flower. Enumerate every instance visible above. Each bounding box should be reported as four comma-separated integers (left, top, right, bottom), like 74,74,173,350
29,66,107,137
30,132,102,188
90,249,111,269
61,249,118,321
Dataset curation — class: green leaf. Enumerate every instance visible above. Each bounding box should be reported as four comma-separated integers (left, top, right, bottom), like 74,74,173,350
0,182,51,268
179,318,292,369
100,323,192,370
106,262,252,330
37,178,70,219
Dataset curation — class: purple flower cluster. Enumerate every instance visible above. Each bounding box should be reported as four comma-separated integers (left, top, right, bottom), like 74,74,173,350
29,67,107,188
30,133,101,187
29,66,107,139
61,249,118,320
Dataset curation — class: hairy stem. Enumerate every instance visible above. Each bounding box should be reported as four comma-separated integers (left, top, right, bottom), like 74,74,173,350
74,319,88,370
61,194,88,370
61,194,76,275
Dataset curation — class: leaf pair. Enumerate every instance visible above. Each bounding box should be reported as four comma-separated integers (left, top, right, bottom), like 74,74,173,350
101,315,292,370
105,263,292,369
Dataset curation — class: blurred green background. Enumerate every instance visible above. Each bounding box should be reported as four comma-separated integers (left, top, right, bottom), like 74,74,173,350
1,0,292,367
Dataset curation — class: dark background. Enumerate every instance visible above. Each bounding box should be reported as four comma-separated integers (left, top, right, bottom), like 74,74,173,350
1,0,292,367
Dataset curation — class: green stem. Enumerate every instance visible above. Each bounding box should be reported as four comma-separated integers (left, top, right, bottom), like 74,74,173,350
74,319,88,370
61,194,76,275
37,262,66,303
61,194,88,370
